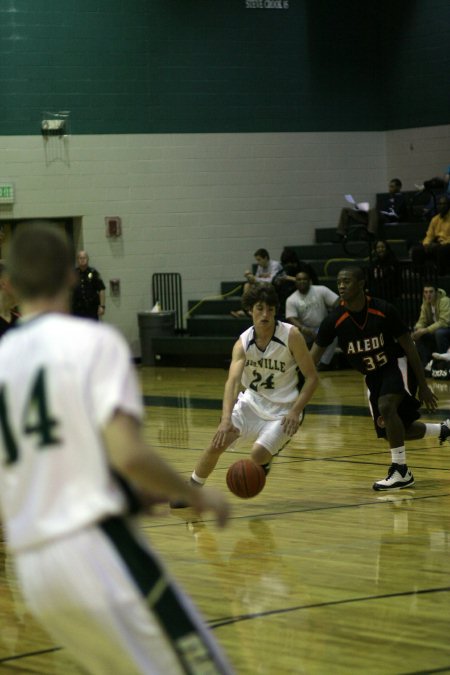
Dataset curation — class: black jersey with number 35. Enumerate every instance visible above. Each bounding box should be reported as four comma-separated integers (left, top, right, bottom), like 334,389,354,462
316,297,408,375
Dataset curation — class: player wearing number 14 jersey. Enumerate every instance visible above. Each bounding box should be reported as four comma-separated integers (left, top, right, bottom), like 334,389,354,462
0,223,232,675
311,267,450,491
171,283,318,506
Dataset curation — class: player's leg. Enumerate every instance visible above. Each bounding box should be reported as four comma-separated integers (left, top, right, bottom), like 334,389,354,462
369,366,417,491
171,401,244,508
250,418,294,476
169,428,239,509
193,428,240,484
98,517,232,674
378,392,407,449
17,520,232,675
17,518,231,675
406,419,450,444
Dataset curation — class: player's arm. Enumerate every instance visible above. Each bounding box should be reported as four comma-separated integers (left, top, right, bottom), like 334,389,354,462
309,314,335,365
103,413,229,526
397,332,438,412
212,340,246,447
310,342,326,365
282,328,319,436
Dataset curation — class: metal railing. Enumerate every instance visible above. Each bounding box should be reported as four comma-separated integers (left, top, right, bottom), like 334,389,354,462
365,261,438,330
152,273,184,332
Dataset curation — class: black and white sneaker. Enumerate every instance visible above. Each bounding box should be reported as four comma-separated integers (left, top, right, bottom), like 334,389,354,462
439,419,450,445
372,464,415,491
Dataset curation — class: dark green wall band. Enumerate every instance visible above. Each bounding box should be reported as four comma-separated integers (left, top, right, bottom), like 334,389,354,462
0,1,448,134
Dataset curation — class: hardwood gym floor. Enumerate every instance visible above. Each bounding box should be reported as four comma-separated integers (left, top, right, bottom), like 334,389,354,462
1,366,450,674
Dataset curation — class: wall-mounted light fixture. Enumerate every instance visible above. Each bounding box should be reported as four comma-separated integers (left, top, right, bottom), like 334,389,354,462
41,111,71,139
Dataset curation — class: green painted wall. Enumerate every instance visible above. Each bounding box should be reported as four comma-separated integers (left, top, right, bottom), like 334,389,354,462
0,0,448,135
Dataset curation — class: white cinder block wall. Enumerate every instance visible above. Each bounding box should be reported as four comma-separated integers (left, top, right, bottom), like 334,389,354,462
385,124,450,189
1,125,447,356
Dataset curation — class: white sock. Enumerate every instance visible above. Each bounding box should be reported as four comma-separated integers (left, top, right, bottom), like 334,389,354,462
191,471,205,485
390,446,406,465
424,423,441,438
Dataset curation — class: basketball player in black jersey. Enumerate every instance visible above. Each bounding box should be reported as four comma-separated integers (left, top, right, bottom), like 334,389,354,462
311,267,450,491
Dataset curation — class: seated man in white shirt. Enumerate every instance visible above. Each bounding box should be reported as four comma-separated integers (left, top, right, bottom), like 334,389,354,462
285,271,339,370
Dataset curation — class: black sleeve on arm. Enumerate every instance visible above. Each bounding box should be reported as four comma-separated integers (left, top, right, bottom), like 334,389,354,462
385,302,409,339
315,314,336,348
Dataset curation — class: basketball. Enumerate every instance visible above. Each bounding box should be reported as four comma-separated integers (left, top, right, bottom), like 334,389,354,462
226,459,266,499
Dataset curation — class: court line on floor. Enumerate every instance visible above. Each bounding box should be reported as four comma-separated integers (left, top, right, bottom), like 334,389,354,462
207,585,450,630
398,666,450,675
144,490,450,530
0,646,61,666
144,394,450,418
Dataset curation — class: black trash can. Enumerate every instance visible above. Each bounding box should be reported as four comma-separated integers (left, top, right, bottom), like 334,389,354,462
138,311,175,365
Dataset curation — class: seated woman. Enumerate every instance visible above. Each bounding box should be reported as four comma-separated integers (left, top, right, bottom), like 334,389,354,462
366,240,401,303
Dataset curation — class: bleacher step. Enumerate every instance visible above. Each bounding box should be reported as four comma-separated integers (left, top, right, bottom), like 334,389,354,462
188,298,242,315
149,335,235,368
188,315,251,337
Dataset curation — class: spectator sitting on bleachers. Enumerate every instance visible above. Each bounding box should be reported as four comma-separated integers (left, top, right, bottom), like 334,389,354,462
272,247,319,320
231,248,282,318
411,282,450,369
419,164,450,219
285,270,339,370
410,196,450,275
336,178,407,240
366,240,401,303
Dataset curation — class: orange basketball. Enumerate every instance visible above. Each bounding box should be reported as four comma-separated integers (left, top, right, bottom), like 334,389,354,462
226,459,266,499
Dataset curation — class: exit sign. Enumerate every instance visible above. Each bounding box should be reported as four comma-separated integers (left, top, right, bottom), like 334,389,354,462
0,183,14,203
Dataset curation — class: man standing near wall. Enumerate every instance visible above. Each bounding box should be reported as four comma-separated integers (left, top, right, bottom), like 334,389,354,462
72,250,106,320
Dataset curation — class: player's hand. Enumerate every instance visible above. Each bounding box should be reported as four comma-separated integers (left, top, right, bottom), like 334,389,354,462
418,383,438,412
301,327,316,340
135,489,169,513
212,419,239,449
281,411,302,436
189,486,230,528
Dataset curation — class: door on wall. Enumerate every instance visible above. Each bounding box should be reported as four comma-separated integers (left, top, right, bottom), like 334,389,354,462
0,218,75,259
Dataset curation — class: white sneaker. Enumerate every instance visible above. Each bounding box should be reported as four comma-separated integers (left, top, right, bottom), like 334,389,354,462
372,464,415,491
432,352,450,363
439,419,450,445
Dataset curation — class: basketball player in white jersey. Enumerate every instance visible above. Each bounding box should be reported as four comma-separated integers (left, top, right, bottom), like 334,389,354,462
176,283,318,498
0,223,232,675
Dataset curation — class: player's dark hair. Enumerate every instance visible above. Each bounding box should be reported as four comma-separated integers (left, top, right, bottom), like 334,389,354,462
254,248,269,259
242,282,279,311
8,222,74,299
340,266,365,282
422,281,437,291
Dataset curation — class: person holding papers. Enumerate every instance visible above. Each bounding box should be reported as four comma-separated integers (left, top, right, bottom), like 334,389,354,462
336,178,407,239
